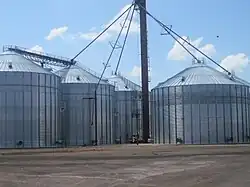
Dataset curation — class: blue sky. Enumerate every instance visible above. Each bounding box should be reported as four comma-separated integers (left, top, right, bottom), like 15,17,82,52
0,0,250,88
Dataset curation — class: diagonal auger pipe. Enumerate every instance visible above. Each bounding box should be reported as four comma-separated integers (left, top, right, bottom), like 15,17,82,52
69,2,135,145
136,2,231,75
91,4,135,145
160,29,200,62
95,4,134,93
75,3,135,145
114,4,136,75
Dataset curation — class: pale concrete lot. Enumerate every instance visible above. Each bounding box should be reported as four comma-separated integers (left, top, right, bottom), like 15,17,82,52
0,144,250,187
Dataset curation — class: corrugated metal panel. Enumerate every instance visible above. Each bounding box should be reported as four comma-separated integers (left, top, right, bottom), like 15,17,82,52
0,72,61,148
154,64,246,88
0,52,61,148
58,65,115,146
61,83,115,146
0,52,53,74
151,84,250,144
56,65,109,84
113,91,142,143
108,74,142,143
151,63,250,144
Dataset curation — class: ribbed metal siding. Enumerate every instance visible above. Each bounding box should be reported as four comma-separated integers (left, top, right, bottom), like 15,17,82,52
113,91,142,143
61,83,115,146
151,84,250,144
0,72,60,148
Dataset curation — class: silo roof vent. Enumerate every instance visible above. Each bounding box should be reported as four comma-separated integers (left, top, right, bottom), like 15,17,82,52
181,76,185,82
8,62,13,69
76,75,81,81
192,58,206,65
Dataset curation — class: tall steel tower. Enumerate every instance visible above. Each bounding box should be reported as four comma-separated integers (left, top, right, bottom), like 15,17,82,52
136,0,149,142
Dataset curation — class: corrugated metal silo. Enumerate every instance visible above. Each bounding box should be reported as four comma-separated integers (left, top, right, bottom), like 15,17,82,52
151,60,250,144
56,65,115,146
108,73,142,143
0,52,61,148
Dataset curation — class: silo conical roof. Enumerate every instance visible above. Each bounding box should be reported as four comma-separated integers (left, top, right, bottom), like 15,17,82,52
155,63,248,89
55,65,109,84
108,73,141,91
0,51,53,74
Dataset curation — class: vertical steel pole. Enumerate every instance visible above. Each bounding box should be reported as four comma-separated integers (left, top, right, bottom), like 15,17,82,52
94,90,98,145
136,0,149,142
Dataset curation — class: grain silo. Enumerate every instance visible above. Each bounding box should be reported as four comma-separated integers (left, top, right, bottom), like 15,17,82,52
0,51,61,148
109,72,142,143
56,65,115,146
151,60,250,144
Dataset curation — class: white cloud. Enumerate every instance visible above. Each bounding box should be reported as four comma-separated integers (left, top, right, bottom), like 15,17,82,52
197,44,216,58
78,31,112,41
129,65,141,77
106,4,139,34
219,53,249,73
89,27,96,32
45,26,68,40
79,4,139,42
167,36,216,61
28,45,44,53
168,36,191,61
129,65,152,80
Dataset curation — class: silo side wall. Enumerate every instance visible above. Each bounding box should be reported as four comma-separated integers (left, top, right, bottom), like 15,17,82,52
151,84,250,144
61,83,115,146
113,91,142,143
0,72,60,148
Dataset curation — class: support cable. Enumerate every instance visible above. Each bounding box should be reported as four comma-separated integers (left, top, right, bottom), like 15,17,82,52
164,30,199,62
114,4,136,75
71,3,134,61
90,3,135,145
135,2,231,75
94,4,134,92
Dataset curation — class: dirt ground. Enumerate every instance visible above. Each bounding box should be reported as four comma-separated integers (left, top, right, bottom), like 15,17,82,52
0,144,250,187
